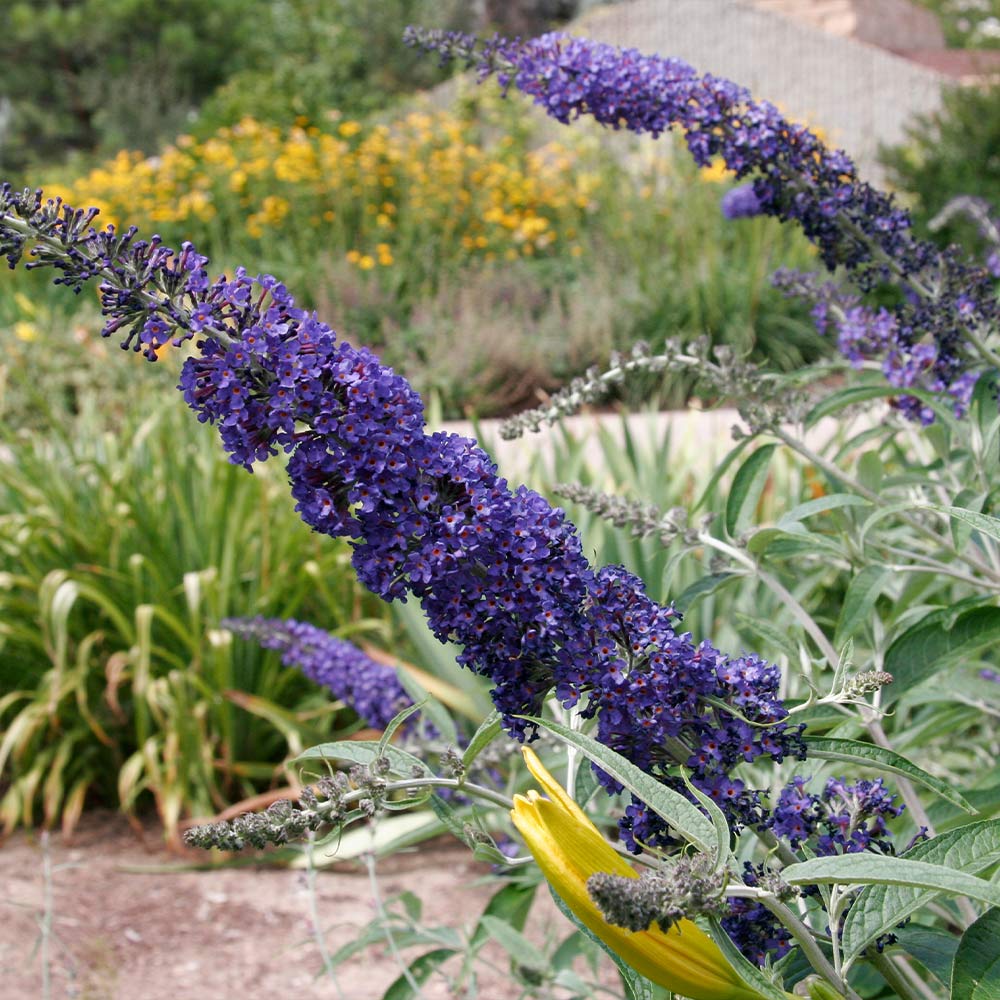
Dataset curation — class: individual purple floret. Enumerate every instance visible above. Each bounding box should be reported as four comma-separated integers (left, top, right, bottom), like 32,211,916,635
405,28,997,422
223,616,413,730
721,183,763,220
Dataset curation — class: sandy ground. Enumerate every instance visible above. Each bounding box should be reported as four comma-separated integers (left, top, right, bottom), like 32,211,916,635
0,812,587,1000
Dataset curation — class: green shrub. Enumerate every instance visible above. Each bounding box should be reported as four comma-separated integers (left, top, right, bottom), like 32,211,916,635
913,0,1000,48
0,0,254,176
0,0,468,180
192,0,470,136
880,80,1000,254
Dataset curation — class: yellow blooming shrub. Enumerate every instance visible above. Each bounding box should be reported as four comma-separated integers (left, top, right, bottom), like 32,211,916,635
43,98,626,282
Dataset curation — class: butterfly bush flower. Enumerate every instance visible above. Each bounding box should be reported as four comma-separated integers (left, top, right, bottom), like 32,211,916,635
0,183,801,859
721,183,763,220
406,27,998,421
723,774,908,961
223,616,413,730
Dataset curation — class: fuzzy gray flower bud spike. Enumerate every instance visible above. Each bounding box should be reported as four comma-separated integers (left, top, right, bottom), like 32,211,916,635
554,483,700,547
587,855,729,934
499,338,798,442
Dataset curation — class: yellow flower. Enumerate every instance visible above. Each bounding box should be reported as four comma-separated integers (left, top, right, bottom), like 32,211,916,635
699,158,733,183
13,291,36,317
511,747,775,1000
13,321,38,342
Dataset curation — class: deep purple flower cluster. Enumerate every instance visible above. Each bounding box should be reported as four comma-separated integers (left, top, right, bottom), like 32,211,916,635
167,262,806,822
0,184,210,360
771,774,904,855
223,616,413,730
407,28,997,422
405,28,948,283
557,565,802,852
722,863,794,965
720,183,763,220
722,774,906,965
817,777,905,855
0,186,801,854
773,268,981,422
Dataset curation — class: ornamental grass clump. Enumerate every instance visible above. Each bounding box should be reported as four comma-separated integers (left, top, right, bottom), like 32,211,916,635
4,25,1000,1000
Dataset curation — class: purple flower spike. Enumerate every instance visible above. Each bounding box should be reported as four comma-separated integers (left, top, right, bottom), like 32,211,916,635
407,28,998,423
0,183,803,858
223,617,413,730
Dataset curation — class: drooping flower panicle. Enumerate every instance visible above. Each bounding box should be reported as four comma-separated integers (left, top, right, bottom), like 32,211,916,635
405,27,997,421
0,182,800,854
223,616,413,730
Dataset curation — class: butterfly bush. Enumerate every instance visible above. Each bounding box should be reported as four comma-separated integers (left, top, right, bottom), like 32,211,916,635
223,617,414,730
2,28,966,971
405,27,999,422
0,183,804,860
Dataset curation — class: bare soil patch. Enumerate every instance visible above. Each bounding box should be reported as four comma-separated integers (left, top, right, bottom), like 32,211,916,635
0,812,551,1000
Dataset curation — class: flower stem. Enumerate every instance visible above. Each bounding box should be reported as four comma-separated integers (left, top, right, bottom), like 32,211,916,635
868,951,937,1000
758,896,862,1000
303,829,345,998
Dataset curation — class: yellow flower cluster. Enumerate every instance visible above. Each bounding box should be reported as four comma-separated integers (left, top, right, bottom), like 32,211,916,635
44,104,617,273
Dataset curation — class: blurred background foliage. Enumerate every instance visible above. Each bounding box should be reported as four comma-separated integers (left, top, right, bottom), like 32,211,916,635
880,79,1000,258
0,0,473,178
2,0,998,834
914,0,1000,48
885,3,1000,255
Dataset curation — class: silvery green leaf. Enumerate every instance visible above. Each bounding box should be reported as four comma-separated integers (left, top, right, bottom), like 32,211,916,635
801,737,974,813
784,853,1000,920
726,444,777,537
951,908,1000,1000
293,739,431,777
520,716,719,855
841,819,1000,964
